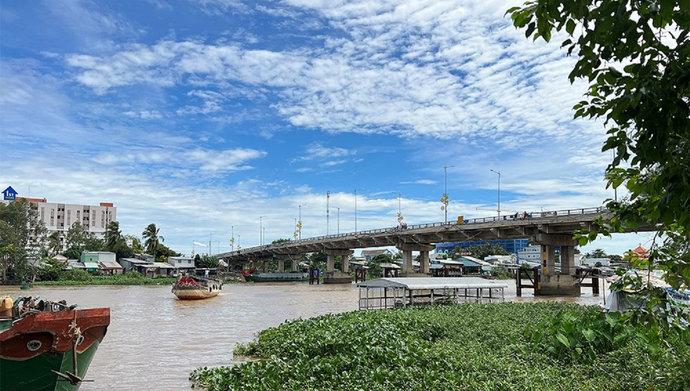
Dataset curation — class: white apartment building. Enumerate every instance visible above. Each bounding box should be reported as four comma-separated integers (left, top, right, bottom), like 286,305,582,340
517,244,543,263
2,192,117,250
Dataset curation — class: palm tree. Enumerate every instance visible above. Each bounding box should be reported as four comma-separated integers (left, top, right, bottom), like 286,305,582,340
104,221,124,251
46,231,62,257
142,223,164,261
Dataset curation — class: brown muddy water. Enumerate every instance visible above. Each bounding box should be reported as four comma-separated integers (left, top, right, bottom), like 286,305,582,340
0,279,610,390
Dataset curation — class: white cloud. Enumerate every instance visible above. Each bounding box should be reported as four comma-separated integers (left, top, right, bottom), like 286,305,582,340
63,0,587,145
401,179,436,185
124,110,163,119
95,147,266,172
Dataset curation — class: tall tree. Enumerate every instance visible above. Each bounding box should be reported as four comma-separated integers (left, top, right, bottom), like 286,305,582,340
368,254,393,279
104,221,133,260
142,223,164,260
104,221,124,250
452,243,509,260
585,248,608,259
0,200,45,281
46,231,63,257
196,254,219,269
508,1,690,289
66,221,89,248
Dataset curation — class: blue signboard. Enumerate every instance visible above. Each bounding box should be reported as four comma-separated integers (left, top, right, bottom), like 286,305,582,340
2,186,17,201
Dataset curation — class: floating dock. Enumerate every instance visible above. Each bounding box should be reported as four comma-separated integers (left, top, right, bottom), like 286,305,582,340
357,277,508,310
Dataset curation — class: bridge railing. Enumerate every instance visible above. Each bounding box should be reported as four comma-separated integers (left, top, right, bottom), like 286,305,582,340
224,207,608,255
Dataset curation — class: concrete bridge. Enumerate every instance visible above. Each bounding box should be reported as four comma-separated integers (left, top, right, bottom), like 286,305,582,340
218,207,656,295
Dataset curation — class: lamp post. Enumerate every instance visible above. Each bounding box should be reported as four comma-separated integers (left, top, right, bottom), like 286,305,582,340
298,205,305,240
336,207,340,235
230,226,234,252
209,232,213,255
391,192,403,224
326,190,330,236
354,189,363,233
490,169,501,216
259,216,266,245
442,165,454,223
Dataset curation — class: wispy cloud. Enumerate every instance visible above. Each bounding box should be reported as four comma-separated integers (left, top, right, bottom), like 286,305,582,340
401,179,436,185
95,148,266,172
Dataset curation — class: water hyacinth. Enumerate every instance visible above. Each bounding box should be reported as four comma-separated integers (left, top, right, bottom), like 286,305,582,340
190,302,690,390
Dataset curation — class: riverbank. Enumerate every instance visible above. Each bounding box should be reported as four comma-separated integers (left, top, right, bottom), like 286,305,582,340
33,274,176,286
190,302,690,390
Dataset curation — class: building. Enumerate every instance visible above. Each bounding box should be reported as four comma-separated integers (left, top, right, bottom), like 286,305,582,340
1,188,117,251
628,244,650,260
361,249,395,261
517,244,543,264
119,257,174,278
435,239,529,255
81,251,123,275
119,258,153,273
168,256,196,275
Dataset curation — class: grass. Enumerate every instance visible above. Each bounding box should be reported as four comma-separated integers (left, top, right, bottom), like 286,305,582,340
34,271,176,286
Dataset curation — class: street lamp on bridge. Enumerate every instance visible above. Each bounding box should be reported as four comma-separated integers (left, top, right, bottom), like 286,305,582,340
298,205,306,240
354,189,363,233
259,216,266,245
336,207,340,235
389,191,403,225
442,165,455,223
230,226,234,252
490,169,501,217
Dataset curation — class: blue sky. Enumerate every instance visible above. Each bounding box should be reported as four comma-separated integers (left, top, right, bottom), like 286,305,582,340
0,0,654,257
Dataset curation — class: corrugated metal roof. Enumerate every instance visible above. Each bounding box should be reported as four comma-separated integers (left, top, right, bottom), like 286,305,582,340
357,277,508,290
99,260,122,268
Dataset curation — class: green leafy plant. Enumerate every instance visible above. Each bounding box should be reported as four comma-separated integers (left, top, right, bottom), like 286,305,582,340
190,303,690,390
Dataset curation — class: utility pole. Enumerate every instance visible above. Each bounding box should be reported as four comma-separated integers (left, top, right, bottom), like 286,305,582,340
326,190,330,235
442,165,454,223
490,169,501,216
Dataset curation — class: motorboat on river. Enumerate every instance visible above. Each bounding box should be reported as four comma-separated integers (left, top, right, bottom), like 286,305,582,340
0,295,110,391
172,275,222,300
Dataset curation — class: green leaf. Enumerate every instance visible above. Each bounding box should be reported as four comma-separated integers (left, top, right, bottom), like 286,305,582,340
566,19,576,35
555,332,571,348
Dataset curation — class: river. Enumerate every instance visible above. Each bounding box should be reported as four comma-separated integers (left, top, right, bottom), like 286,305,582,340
0,280,609,390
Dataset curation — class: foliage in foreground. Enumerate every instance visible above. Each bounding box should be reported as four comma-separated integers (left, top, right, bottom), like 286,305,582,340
508,0,690,290
190,303,690,391
34,271,175,286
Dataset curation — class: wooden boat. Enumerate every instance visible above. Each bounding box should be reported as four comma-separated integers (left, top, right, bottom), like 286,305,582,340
0,295,110,391
172,275,222,300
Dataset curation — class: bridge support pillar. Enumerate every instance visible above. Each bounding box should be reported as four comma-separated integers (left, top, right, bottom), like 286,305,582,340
396,243,435,277
291,258,299,272
402,250,413,274
533,234,580,296
323,249,353,284
277,258,285,273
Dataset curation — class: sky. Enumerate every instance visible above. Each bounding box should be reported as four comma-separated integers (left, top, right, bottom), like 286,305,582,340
0,0,655,257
